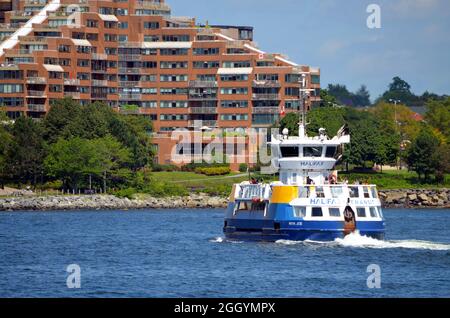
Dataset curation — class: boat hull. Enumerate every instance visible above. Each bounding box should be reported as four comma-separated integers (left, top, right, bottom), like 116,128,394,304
224,201,386,242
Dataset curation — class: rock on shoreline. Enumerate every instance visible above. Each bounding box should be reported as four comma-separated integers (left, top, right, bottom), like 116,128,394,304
0,193,228,212
0,189,449,212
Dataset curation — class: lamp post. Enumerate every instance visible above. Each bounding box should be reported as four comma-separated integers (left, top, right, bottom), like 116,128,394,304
389,99,401,129
389,99,402,169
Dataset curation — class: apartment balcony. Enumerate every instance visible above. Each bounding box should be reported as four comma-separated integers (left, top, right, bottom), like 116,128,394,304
252,80,281,88
26,77,47,84
118,68,142,74
188,80,218,88
252,93,281,101
64,92,81,99
27,104,46,112
64,79,80,86
135,1,171,12
26,90,47,97
119,81,143,88
91,80,108,87
91,94,108,100
190,107,218,115
119,93,142,101
118,54,142,62
92,53,108,60
189,120,218,128
252,107,280,114
189,94,218,101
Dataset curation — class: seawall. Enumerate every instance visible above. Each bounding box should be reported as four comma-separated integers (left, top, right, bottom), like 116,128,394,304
0,189,449,212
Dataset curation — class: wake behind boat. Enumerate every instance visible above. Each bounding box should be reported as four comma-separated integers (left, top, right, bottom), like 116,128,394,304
224,120,386,242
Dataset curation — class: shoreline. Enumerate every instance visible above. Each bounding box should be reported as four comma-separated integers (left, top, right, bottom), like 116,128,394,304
0,189,449,212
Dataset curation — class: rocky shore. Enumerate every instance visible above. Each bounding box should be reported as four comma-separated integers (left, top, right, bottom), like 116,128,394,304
0,189,449,212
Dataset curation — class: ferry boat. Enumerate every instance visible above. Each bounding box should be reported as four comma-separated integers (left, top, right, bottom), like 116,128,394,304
224,120,386,242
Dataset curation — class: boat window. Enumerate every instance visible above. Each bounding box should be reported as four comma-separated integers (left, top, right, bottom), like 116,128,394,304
325,146,337,158
363,187,371,198
280,146,299,158
349,186,360,198
237,201,266,212
298,187,309,198
329,208,341,217
312,207,323,217
371,187,378,199
370,207,378,218
315,187,325,198
377,207,384,218
357,208,367,218
293,206,307,218
303,146,323,157
331,187,344,198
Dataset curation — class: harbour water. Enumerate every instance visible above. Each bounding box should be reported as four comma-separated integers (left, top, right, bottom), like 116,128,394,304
0,208,449,298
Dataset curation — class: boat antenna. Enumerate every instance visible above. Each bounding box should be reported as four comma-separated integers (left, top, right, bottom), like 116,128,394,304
298,73,308,138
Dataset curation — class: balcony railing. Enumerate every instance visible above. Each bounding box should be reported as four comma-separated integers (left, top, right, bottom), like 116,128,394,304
119,81,143,88
26,77,47,84
64,79,80,86
27,90,46,97
189,94,218,101
64,92,81,99
252,93,281,101
118,54,142,61
92,53,108,60
119,93,142,100
27,104,46,112
91,80,108,87
188,80,218,88
135,1,171,11
189,120,218,128
252,107,280,114
252,80,281,88
118,68,142,74
190,107,217,115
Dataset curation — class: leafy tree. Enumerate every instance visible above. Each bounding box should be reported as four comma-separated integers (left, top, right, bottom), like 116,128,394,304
5,116,45,187
43,98,82,143
327,84,354,106
45,137,99,190
433,143,450,183
307,107,346,137
407,128,440,181
90,136,131,192
319,89,339,107
0,110,12,188
425,97,450,141
353,85,371,107
379,76,420,106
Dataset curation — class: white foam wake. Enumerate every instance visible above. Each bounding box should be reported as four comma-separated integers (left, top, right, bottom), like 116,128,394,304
335,231,450,251
276,232,450,251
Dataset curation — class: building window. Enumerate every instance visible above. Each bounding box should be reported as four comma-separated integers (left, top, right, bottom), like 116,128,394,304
193,48,219,55
144,22,160,29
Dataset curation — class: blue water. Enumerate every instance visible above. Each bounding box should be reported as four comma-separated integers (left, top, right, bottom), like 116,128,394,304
0,209,449,298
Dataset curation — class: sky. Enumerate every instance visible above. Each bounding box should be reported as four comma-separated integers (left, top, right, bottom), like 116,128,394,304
169,0,450,101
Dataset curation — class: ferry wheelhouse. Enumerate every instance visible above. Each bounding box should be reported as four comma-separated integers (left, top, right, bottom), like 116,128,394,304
224,123,386,242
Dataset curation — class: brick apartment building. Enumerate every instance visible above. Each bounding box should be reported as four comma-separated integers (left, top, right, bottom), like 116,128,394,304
0,0,321,167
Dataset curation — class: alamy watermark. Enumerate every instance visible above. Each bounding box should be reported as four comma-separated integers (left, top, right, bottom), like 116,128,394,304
66,264,81,289
367,4,382,29
367,264,381,289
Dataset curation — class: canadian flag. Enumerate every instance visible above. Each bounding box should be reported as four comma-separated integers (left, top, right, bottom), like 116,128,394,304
280,105,286,116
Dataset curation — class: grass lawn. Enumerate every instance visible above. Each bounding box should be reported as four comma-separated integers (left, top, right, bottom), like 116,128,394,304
153,169,449,194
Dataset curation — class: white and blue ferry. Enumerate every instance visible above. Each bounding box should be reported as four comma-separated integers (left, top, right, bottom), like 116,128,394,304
224,121,386,242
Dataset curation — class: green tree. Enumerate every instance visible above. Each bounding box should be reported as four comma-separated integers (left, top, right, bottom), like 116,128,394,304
0,109,12,188
44,137,99,190
379,76,420,106
327,84,354,106
43,97,82,143
6,116,45,187
407,128,440,181
90,136,131,192
425,97,450,141
353,85,371,107
433,143,450,183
